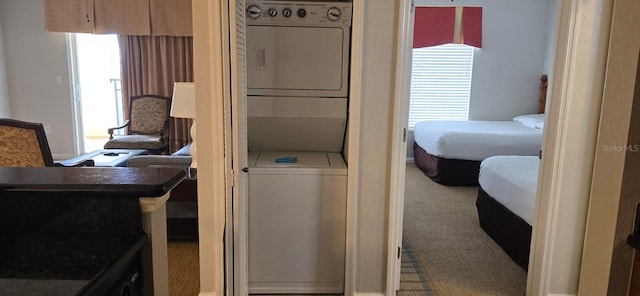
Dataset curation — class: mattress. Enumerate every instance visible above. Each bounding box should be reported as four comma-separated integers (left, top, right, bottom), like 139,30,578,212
478,155,540,225
413,121,543,161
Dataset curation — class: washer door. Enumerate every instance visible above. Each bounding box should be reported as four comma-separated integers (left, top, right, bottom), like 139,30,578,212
247,26,349,97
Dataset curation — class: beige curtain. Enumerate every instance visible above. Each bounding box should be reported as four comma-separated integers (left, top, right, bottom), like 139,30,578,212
119,35,194,154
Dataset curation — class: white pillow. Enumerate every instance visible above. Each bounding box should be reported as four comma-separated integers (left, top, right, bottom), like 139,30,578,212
513,113,544,129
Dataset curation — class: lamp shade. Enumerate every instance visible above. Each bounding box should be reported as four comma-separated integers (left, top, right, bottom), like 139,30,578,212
171,82,196,118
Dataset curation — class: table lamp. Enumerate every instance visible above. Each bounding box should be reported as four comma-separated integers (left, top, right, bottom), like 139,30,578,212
171,82,197,172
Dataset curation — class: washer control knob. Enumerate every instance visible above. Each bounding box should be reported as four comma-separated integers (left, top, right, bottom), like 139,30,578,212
247,5,262,19
283,8,292,17
327,7,342,21
297,8,307,18
268,8,277,17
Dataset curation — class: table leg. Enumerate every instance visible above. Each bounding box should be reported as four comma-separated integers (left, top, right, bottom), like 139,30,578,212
140,193,171,296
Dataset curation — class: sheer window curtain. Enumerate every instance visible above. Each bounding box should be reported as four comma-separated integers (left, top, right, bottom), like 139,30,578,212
119,35,194,154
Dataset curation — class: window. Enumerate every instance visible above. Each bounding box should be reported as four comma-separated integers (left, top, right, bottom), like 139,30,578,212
408,43,474,129
70,33,123,152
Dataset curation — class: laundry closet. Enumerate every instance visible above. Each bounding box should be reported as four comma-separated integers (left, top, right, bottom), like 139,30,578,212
241,0,353,294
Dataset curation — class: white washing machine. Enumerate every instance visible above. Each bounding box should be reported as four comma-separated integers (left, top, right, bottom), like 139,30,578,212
244,0,352,293
247,152,347,294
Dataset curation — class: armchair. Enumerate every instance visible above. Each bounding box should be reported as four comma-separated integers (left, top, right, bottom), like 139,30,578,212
0,118,93,167
104,94,171,154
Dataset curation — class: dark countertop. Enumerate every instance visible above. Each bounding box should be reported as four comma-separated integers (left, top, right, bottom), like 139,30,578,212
0,233,147,296
0,167,186,197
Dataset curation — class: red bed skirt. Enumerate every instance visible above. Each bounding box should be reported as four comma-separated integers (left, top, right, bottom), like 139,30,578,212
413,142,481,186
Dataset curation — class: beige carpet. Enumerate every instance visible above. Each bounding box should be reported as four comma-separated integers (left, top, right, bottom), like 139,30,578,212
398,240,436,296
403,163,527,296
168,240,200,296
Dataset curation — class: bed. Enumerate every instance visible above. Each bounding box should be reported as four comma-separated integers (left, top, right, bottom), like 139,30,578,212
475,155,540,270
413,75,548,186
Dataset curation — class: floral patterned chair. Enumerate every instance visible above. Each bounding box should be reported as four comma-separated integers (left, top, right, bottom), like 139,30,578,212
0,118,93,167
104,94,171,155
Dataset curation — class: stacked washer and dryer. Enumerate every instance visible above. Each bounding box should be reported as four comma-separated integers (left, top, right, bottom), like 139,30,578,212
244,0,352,294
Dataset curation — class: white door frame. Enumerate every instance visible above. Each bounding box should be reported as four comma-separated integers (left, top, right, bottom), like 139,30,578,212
65,33,85,156
227,0,249,295
343,1,364,295
223,1,366,295
527,0,613,294
385,0,414,294
387,0,616,295
575,0,640,294
192,0,228,295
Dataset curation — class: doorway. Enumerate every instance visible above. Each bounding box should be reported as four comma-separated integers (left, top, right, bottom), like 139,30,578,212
396,1,555,294
69,33,123,153
391,0,627,295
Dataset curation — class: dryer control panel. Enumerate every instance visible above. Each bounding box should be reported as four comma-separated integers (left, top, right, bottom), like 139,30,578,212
246,1,352,26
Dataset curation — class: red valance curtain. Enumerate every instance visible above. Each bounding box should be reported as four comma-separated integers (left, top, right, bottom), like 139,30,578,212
413,6,482,49
462,7,482,48
413,7,456,48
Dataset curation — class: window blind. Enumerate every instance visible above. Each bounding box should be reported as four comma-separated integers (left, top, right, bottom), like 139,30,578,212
408,44,474,129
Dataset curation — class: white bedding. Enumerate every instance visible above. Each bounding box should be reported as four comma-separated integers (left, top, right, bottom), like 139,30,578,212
413,120,543,161
478,155,540,225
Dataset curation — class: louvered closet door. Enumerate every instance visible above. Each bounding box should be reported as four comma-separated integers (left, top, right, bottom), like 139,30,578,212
229,0,249,295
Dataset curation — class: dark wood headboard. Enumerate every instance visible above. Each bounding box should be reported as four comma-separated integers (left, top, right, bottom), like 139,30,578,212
539,74,548,114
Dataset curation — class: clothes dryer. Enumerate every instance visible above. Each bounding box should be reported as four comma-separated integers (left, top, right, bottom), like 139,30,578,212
245,0,352,98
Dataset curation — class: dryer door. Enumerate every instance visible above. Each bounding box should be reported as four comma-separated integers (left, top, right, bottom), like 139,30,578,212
247,26,349,97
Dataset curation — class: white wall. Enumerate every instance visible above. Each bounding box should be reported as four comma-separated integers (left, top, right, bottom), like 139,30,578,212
465,0,552,120
0,0,76,157
0,11,11,117
542,0,559,104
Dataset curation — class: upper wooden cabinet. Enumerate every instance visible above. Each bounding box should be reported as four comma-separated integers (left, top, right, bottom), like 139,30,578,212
45,0,192,36
45,0,95,33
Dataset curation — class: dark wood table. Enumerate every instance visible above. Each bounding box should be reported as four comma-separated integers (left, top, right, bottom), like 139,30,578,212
168,177,198,239
0,167,185,296
56,149,149,167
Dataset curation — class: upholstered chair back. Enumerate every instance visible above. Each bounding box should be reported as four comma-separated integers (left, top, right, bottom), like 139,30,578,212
0,119,54,167
129,95,171,135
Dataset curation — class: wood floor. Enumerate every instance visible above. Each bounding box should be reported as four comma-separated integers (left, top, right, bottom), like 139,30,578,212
168,240,200,296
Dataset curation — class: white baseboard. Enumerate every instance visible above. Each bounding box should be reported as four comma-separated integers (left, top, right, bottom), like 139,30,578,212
406,157,415,163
